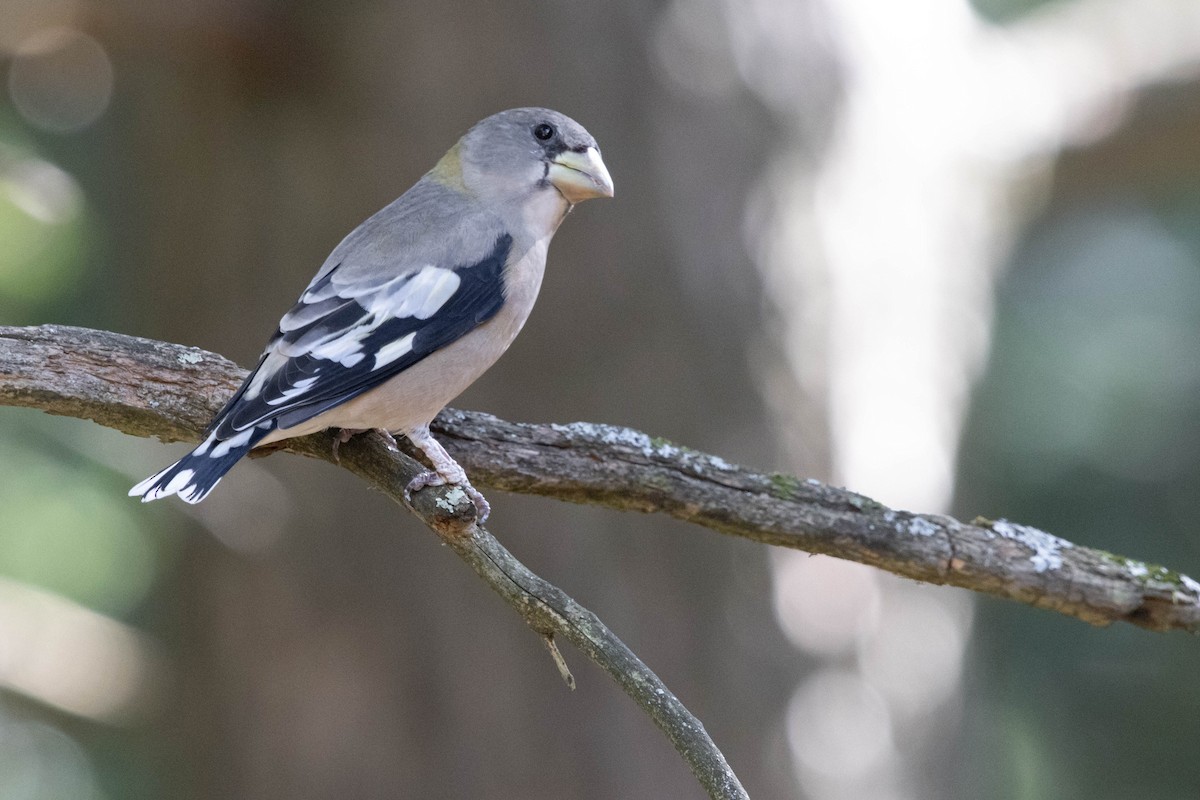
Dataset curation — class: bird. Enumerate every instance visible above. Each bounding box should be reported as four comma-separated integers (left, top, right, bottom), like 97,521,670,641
129,107,614,522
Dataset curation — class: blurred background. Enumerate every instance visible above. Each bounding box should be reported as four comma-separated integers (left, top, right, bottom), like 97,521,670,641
1,0,1199,797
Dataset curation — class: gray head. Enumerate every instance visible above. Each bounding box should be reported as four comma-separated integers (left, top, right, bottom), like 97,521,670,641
441,108,614,206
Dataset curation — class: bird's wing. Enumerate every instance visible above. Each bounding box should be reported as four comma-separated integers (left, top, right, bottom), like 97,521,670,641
209,231,513,438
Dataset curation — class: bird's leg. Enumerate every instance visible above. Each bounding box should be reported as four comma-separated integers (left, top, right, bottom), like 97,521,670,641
402,424,490,522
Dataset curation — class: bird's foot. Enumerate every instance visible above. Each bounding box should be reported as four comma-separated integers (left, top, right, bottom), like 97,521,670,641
404,469,490,523
402,424,490,522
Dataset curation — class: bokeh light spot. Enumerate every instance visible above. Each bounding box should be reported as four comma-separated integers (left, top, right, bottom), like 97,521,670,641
773,552,881,656
0,716,102,800
8,28,113,133
787,669,895,784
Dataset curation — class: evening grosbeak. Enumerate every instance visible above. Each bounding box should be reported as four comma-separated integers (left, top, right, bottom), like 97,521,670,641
130,108,614,521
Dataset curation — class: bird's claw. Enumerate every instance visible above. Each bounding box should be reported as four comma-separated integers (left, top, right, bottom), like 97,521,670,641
374,428,400,452
406,469,447,495
404,470,491,523
331,428,362,464
462,484,491,523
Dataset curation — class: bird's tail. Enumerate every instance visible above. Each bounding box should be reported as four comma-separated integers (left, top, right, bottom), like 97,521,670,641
129,424,272,504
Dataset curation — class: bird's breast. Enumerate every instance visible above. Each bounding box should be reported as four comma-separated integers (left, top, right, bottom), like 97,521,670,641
497,235,549,338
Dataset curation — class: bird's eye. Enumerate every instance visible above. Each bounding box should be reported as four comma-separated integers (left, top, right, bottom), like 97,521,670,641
533,123,556,141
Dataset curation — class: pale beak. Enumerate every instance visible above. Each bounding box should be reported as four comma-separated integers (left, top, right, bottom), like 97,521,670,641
548,146,615,203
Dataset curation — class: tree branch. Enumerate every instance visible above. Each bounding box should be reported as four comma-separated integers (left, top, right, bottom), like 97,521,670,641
7,324,1194,635
430,412,1200,634
0,324,748,800
3,323,1200,789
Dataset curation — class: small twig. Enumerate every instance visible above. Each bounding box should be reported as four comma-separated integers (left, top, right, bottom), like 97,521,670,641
288,431,747,799
542,635,576,690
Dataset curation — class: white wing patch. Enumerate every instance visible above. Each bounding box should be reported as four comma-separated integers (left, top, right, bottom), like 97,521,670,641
306,327,369,367
264,267,461,377
224,264,472,435
266,376,320,406
367,266,461,319
372,332,416,370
